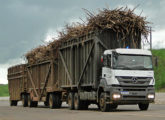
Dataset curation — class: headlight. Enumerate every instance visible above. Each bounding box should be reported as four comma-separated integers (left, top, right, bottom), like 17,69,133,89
148,94,155,99
113,94,121,99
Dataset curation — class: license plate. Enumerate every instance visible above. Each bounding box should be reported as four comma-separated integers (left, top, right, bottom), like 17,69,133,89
121,91,129,95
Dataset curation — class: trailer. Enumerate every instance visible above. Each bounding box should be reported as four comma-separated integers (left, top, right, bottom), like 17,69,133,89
8,60,65,108
26,60,64,108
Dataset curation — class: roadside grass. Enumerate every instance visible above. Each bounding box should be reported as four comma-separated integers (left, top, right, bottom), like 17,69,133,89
152,49,165,91
156,88,165,92
0,84,9,97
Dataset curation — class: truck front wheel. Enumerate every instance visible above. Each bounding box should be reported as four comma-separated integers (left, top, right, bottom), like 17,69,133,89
138,103,149,111
99,93,110,112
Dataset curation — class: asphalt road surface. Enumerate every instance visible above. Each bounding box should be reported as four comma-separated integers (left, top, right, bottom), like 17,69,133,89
0,101,165,120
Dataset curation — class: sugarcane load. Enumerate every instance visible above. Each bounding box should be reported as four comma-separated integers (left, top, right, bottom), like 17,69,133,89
8,7,155,112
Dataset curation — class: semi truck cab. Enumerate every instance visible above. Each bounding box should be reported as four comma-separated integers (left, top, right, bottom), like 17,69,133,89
99,48,155,111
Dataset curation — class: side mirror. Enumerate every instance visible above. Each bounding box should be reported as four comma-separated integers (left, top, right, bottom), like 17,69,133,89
101,55,107,66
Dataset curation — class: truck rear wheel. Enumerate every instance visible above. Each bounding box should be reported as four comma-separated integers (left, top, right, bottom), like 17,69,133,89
138,103,149,111
10,100,17,106
99,93,110,112
68,92,74,110
22,94,28,107
74,93,82,110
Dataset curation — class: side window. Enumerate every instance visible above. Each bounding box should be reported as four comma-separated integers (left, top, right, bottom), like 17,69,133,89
103,54,111,68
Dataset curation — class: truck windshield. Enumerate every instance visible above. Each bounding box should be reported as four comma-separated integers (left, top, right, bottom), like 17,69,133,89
113,54,153,70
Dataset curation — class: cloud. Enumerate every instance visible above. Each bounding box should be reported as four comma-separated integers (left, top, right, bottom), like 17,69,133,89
44,18,83,43
152,29,165,49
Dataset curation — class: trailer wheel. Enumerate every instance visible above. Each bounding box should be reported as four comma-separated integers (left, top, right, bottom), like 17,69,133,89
138,103,149,111
49,93,56,109
74,93,82,110
10,100,17,106
22,94,28,107
99,93,110,112
68,92,74,110
28,95,38,107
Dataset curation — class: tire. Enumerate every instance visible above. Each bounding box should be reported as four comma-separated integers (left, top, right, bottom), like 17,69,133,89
10,100,17,106
28,95,38,107
99,93,110,112
22,94,28,107
74,93,83,110
49,93,56,109
68,92,74,110
138,103,149,111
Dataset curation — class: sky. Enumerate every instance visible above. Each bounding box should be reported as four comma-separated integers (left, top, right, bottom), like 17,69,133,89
0,0,165,84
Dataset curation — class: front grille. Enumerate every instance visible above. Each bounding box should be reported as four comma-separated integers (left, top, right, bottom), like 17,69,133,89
117,76,151,86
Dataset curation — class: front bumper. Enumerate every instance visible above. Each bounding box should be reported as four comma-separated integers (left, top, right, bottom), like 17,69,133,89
105,86,155,104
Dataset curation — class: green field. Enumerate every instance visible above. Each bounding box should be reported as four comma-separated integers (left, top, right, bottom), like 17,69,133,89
152,49,165,91
0,84,9,96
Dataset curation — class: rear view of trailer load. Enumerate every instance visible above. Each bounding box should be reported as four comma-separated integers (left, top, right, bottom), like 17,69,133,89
8,64,27,106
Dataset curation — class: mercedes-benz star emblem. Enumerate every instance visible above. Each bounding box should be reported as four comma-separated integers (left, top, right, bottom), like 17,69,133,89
132,77,138,84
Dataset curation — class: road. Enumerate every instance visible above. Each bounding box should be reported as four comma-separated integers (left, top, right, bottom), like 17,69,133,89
0,101,165,120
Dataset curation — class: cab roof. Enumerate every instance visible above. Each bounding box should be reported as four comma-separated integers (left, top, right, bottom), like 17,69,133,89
104,48,152,56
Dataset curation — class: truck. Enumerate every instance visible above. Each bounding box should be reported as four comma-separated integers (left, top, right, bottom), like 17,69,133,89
8,30,155,112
